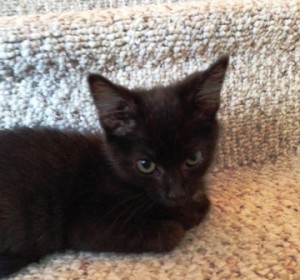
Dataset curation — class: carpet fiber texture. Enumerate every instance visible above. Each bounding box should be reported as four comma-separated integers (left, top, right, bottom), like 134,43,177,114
0,0,299,279
1,0,195,16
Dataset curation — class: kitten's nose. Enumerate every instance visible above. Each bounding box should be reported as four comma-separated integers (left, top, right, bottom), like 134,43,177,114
165,177,186,201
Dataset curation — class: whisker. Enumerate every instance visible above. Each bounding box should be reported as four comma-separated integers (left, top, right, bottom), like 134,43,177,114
139,200,156,218
93,194,142,233
108,198,141,230
109,195,147,228
119,197,149,230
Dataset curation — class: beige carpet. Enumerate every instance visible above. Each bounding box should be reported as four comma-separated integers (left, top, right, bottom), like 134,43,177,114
0,0,200,16
6,154,298,280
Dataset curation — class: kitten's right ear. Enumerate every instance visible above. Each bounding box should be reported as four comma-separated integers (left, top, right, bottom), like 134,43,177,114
182,55,229,119
88,74,137,137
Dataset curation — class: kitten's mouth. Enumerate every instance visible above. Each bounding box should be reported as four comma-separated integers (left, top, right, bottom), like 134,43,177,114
160,196,188,208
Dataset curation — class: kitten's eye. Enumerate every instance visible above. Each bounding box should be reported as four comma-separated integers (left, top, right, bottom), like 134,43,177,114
185,151,203,167
136,159,156,174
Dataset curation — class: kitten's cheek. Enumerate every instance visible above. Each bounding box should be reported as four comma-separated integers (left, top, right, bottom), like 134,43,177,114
153,169,160,177
186,181,202,196
144,179,163,201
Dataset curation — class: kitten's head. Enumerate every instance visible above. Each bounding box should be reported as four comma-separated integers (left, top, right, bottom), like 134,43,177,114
88,56,229,207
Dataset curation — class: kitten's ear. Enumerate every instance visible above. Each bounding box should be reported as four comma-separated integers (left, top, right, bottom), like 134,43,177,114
191,55,229,117
88,74,137,136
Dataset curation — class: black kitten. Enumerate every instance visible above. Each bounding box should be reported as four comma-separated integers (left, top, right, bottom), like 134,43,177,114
0,55,229,277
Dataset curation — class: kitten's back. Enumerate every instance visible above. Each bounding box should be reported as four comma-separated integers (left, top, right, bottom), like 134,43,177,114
0,128,104,257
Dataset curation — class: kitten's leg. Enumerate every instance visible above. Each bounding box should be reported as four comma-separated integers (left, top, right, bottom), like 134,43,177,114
0,254,37,278
125,219,185,253
169,193,211,230
69,218,185,254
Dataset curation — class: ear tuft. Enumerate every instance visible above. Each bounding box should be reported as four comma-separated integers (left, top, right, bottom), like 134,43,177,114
87,74,137,136
196,55,229,116
88,73,125,116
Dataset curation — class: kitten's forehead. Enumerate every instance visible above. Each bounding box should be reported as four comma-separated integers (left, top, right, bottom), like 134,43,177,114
144,86,179,111
141,87,183,126
135,87,194,161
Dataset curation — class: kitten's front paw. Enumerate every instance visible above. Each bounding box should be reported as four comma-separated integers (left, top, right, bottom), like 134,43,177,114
176,194,211,230
131,219,185,253
142,220,185,253
145,220,185,253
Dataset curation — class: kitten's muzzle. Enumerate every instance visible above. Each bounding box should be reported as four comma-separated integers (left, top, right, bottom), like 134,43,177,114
163,195,188,207
163,176,187,206
166,188,186,201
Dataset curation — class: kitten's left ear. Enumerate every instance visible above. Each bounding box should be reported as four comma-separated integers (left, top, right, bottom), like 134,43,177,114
193,55,229,117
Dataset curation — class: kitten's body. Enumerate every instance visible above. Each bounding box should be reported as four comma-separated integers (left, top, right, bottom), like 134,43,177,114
0,56,228,277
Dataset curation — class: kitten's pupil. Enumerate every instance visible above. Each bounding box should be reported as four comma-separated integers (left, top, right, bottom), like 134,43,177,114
137,159,156,174
185,151,203,167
